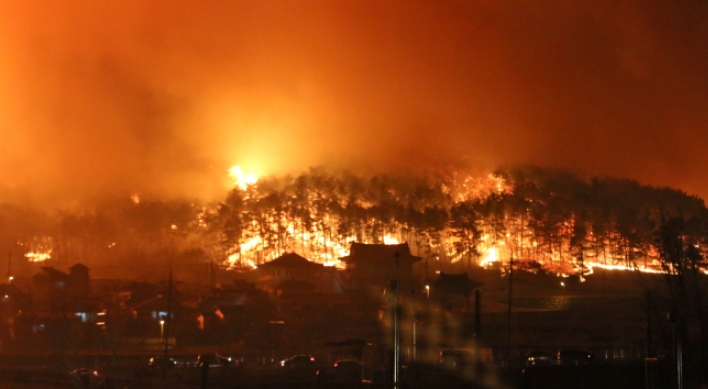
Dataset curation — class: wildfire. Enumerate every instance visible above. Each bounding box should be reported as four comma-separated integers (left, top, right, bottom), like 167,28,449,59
480,247,498,267
24,237,54,262
210,167,700,279
583,261,665,275
451,173,512,202
229,166,258,190
383,234,399,245
240,236,262,254
25,251,52,262
228,252,258,269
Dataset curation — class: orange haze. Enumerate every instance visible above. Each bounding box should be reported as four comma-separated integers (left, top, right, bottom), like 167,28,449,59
1,1,708,207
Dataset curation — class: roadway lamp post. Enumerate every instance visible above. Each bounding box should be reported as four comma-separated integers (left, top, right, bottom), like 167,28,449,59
392,251,401,388
506,254,514,365
160,320,165,341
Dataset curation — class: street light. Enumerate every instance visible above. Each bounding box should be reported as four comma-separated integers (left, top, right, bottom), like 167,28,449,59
160,320,165,341
425,285,430,300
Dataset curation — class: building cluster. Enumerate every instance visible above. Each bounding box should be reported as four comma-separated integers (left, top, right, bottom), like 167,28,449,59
0,243,483,356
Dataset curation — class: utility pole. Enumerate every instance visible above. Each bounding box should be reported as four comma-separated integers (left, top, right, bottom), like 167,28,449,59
163,267,173,381
475,289,482,363
645,291,655,389
506,255,514,365
392,251,400,388
412,288,422,364
671,308,683,389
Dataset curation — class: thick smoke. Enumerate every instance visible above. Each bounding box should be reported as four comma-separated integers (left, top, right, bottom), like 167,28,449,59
1,1,708,208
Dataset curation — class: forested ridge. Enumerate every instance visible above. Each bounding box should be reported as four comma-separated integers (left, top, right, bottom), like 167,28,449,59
2,165,704,279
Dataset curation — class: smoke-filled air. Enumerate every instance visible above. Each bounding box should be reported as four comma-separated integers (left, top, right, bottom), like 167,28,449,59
1,1,708,279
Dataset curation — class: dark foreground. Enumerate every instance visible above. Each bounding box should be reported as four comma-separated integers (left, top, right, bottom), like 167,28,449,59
0,356,675,389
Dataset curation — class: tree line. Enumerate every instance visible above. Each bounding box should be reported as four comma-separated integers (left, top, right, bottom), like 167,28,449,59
0,165,705,280
206,165,708,276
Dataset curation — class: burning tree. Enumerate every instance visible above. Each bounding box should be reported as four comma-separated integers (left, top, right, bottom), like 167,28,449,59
203,165,708,279
5,164,708,284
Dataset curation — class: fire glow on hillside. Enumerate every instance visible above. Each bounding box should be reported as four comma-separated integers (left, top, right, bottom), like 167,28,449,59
213,166,703,277
22,237,54,262
8,166,703,280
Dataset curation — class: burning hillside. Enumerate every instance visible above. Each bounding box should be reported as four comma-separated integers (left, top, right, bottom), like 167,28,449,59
208,165,707,277
0,165,705,280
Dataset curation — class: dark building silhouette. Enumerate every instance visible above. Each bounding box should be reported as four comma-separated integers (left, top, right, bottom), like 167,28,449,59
32,263,90,305
340,242,422,289
432,272,483,311
256,252,340,294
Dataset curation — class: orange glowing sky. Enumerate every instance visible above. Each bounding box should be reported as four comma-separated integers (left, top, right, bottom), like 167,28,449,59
1,1,708,207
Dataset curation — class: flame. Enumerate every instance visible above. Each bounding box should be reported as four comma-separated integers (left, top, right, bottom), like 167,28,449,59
383,234,399,245
227,252,257,269
480,247,498,267
24,237,54,262
229,166,258,190
241,236,262,253
25,251,52,262
224,236,263,268
451,173,512,202
584,261,665,275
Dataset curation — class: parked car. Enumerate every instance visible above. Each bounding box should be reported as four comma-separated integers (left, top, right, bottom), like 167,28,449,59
558,349,595,365
525,350,557,366
149,357,176,370
70,368,98,388
216,353,241,368
280,355,316,369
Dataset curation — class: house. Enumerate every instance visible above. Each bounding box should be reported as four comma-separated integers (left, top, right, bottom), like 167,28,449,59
119,283,197,349
255,252,339,294
432,272,483,311
340,242,422,289
18,264,102,348
195,281,277,347
31,264,91,310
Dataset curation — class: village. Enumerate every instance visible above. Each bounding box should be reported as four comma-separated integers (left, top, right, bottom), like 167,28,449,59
0,240,655,373
0,242,429,358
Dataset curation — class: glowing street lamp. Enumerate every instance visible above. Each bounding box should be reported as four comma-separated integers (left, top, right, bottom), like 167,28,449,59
425,285,430,300
160,320,165,341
